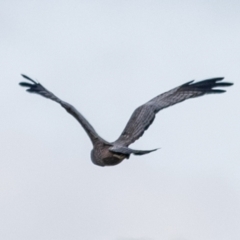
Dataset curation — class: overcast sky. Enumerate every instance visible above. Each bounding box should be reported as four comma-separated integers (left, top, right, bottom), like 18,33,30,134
1,1,240,240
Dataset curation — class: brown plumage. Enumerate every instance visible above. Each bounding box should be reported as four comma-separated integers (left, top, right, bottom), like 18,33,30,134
19,75,233,167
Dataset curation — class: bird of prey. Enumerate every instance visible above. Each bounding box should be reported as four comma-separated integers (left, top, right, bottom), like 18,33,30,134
19,75,233,167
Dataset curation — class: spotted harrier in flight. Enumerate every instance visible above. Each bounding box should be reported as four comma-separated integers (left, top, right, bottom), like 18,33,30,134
19,75,233,167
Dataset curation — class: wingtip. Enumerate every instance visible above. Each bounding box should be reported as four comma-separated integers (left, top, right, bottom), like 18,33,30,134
212,77,225,81
211,77,233,87
21,74,38,84
21,74,30,79
226,82,234,86
19,82,32,87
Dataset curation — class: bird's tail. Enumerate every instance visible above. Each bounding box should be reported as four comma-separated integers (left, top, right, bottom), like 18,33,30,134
109,146,159,156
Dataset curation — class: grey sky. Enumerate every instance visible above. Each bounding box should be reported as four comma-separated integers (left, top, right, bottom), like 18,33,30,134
1,1,240,240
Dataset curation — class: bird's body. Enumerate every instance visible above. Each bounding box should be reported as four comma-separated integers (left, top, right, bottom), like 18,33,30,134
91,143,126,166
19,75,233,167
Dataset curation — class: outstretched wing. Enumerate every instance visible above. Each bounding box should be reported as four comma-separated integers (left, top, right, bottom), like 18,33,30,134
114,77,233,147
19,74,106,145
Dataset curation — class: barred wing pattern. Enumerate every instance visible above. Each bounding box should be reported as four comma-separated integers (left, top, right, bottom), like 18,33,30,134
114,78,233,147
19,74,103,145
